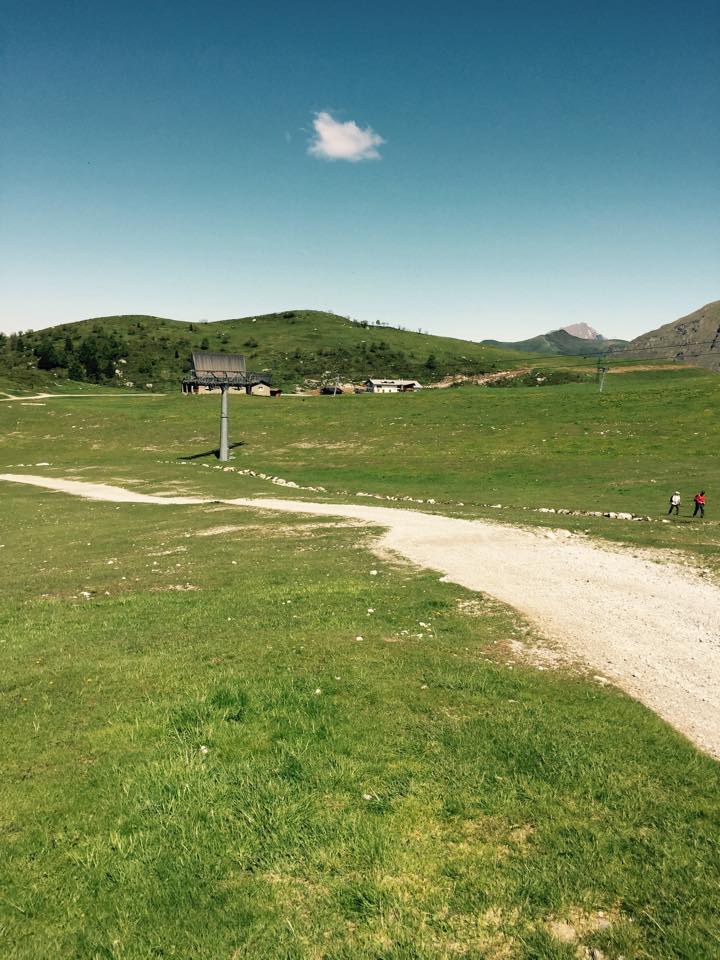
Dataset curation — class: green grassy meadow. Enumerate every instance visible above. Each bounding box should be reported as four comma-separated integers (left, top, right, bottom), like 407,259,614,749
2,364,719,563
2,368,720,958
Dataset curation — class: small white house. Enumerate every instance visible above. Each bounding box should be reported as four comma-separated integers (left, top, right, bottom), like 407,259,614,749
245,382,282,397
365,379,423,394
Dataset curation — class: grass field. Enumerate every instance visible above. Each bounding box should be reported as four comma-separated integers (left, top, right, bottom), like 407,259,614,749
3,365,719,563
2,369,720,958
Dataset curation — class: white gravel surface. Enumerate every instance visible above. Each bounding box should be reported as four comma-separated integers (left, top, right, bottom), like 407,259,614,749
3,473,720,758
0,392,164,402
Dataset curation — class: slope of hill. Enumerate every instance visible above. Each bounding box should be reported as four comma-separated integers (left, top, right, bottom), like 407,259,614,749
0,311,533,392
620,301,720,372
482,328,627,356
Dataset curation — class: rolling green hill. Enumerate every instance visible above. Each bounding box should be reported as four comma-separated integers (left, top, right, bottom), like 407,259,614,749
482,328,628,356
0,310,534,393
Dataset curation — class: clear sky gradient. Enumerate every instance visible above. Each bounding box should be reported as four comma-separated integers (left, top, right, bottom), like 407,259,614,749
2,0,718,339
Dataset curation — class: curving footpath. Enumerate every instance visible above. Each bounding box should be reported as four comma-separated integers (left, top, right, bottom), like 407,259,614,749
3,472,720,759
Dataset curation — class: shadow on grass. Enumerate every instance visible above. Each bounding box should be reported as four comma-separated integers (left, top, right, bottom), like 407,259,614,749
178,441,245,461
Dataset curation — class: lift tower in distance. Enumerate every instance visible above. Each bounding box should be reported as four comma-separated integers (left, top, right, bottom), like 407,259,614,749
182,351,272,461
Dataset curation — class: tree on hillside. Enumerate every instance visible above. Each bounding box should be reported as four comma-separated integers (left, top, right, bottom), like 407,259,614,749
77,333,122,382
200,337,210,350
68,358,85,382
77,339,102,380
35,338,66,370
64,335,74,353
425,353,438,371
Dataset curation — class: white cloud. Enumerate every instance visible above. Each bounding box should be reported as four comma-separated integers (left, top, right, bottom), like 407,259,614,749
308,111,385,162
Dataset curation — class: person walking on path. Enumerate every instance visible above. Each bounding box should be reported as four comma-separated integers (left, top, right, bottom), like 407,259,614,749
668,491,681,515
693,491,706,518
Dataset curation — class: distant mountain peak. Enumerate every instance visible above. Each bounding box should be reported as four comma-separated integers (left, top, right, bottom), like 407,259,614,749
481,327,628,356
562,322,602,341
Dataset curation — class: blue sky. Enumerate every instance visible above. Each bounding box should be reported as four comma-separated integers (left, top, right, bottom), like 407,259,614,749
2,0,718,339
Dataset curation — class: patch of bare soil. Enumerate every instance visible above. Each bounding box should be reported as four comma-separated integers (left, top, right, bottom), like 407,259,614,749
609,363,693,374
290,440,363,450
431,368,532,388
4,473,720,758
505,638,572,670
546,905,620,956
150,583,199,592
195,520,364,537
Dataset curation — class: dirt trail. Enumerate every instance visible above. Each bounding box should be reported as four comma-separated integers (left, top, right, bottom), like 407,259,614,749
0,392,164,402
431,367,533,388
3,472,720,759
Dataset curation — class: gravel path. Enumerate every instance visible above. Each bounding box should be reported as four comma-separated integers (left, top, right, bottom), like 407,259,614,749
0,392,164,402
3,472,720,758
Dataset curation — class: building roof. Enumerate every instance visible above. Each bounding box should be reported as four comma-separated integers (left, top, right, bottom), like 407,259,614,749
184,351,272,387
366,378,422,387
191,351,246,376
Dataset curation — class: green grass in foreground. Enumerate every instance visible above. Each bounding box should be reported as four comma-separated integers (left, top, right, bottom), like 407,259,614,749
1,488,719,959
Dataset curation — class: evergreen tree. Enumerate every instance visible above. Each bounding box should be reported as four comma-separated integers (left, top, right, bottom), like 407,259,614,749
68,358,85,381
35,338,64,370
77,333,122,382
78,338,101,380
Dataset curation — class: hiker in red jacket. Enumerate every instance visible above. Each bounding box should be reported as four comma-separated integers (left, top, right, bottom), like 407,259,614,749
693,491,706,518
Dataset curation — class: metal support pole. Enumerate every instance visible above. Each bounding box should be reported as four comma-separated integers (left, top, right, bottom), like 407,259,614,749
219,385,229,461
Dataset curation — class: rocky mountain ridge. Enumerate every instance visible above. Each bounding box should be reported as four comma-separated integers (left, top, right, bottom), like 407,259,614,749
620,301,720,372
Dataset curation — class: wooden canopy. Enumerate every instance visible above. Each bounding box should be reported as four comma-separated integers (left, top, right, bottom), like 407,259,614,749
183,351,271,390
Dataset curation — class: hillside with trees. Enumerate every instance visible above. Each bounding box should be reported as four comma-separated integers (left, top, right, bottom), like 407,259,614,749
0,310,532,392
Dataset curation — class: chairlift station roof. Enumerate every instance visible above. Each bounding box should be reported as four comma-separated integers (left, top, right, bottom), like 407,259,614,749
185,351,270,388
192,351,246,376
